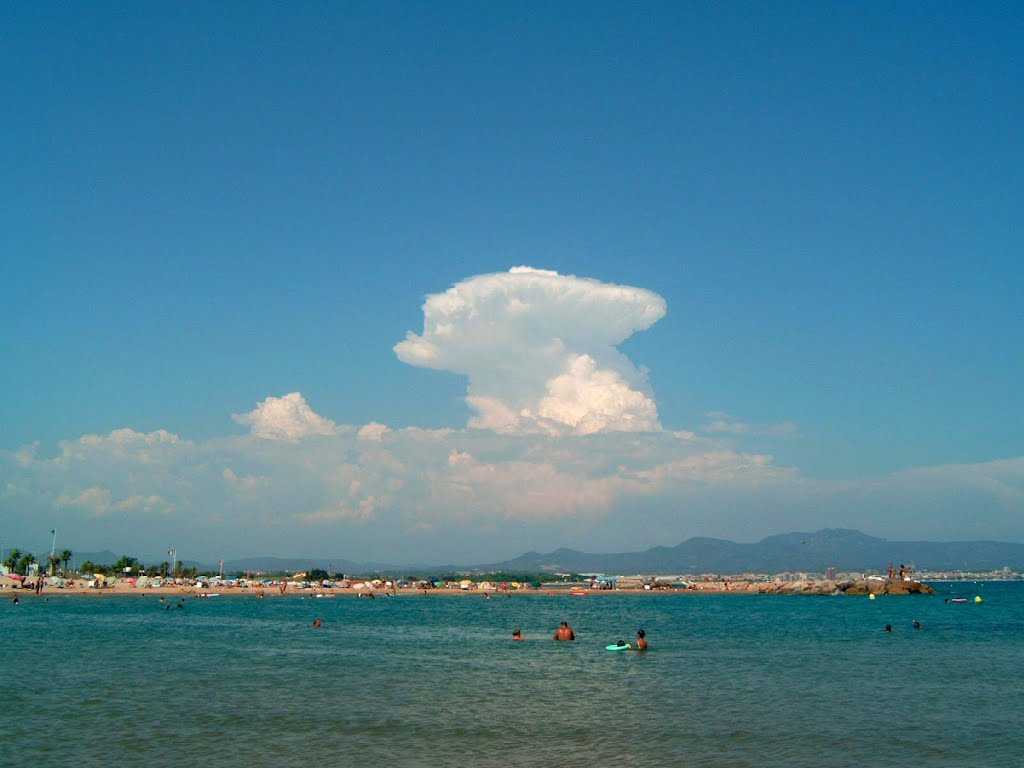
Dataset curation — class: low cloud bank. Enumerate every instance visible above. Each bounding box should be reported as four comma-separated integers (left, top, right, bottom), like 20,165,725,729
3,415,1022,562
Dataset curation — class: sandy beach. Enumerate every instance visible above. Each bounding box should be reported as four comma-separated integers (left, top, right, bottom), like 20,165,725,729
1,575,935,597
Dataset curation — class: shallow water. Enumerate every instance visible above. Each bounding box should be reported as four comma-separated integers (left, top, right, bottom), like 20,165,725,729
3,582,1021,767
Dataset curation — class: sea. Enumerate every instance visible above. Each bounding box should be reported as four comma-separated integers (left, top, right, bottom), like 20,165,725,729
3,581,1022,767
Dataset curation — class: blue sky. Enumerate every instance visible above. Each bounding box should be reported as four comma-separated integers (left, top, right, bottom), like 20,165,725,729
2,3,1022,564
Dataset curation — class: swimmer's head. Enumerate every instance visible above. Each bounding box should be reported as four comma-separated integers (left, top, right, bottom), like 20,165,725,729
636,629,645,638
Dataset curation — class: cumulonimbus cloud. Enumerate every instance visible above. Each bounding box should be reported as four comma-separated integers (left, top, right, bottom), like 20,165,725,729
394,266,667,435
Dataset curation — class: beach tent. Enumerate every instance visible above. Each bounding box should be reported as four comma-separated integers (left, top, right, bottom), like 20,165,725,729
459,580,474,590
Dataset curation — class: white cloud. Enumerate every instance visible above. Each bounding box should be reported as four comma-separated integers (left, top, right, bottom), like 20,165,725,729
535,354,659,434
232,392,337,441
357,422,390,442
301,496,378,524
395,266,665,435
4,414,1024,562
222,468,270,494
1,265,1017,562
56,486,172,517
702,412,800,438
703,412,749,435
55,428,190,467
56,486,112,515
14,442,39,467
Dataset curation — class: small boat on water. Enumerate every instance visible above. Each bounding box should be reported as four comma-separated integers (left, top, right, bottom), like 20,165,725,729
569,589,588,596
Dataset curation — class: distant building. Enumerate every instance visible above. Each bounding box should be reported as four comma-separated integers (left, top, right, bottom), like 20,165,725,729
825,567,836,580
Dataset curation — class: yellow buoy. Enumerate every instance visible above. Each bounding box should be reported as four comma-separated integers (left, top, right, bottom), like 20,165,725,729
974,596,983,603
869,593,876,600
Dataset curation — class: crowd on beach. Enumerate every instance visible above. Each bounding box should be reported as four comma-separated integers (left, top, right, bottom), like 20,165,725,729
2,560,933,598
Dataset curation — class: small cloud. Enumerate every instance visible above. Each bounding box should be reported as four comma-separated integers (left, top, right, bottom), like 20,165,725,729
448,449,474,467
222,468,270,493
357,422,390,442
110,494,172,514
107,428,180,445
58,428,188,465
769,421,800,437
301,496,378,524
14,442,39,467
56,486,112,515
702,412,749,435
232,392,337,442
56,487,171,516
702,412,799,438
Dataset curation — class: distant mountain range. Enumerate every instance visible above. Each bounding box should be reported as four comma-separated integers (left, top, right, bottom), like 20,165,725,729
481,529,1024,574
44,529,1024,575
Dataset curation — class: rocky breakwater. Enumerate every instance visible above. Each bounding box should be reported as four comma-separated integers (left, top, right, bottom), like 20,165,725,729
747,578,936,595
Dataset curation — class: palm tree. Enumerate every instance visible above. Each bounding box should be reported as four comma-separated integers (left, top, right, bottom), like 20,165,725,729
47,553,61,576
3,548,20,574
60,549,73,575
17,552,36,576
113,555,138,570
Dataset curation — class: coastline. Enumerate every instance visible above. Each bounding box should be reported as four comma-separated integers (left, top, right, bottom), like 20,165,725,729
2,576,937,597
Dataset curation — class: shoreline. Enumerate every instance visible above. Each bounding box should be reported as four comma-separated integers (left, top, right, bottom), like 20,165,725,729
2,577,937,597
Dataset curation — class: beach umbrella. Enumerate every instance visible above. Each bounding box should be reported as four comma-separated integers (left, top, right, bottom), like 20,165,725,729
5,573,25,581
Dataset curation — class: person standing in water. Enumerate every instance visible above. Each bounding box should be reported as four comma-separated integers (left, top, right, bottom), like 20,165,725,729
634,629,648,650
553,621,575,641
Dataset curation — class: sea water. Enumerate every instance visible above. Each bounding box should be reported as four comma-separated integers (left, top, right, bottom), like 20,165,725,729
2,582,1022,767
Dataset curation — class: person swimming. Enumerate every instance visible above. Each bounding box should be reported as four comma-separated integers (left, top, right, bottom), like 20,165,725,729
635,629,648,650
512,628,523,640
912,619,922,629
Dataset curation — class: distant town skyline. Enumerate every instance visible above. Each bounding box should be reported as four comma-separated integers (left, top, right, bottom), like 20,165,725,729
2,3,1022,562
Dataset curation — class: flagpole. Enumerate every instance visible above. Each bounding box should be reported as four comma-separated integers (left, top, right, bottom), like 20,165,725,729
50,528,57,574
